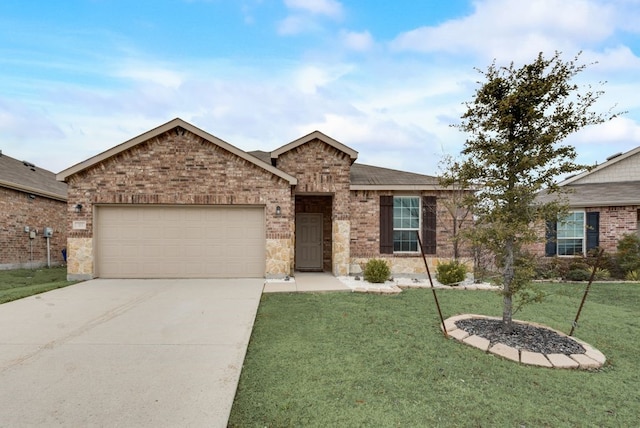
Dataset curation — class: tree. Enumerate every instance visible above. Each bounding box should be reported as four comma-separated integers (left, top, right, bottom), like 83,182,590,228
437,155,473,260
448,52,619,332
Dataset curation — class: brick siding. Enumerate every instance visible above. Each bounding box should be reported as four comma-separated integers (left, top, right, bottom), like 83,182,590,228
0,186,67,269
349,189,472,259
65,129,293,241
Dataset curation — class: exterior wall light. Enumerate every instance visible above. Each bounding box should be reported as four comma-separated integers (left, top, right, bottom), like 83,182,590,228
74,204,83,213
275,206,281,216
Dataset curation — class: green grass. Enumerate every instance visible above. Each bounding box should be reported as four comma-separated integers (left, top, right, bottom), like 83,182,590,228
0,267,76,304
230,283,640,427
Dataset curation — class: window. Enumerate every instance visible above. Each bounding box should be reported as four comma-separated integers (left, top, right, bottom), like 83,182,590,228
556,211,585,256
393,197,420,252
379,196,436,255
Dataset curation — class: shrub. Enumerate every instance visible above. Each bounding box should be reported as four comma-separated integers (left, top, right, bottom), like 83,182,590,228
625,270,640,281
594,268,610,280
616,234,640,274
436,260,467,286
363,259,391,283
565,268,590,281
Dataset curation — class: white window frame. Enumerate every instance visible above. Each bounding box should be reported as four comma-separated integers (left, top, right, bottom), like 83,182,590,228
392,196,421,253
557,210,586,256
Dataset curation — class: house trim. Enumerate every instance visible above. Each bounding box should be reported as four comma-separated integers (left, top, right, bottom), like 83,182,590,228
0,179,67,202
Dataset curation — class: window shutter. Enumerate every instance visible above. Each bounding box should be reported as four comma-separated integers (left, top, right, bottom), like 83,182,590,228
586,212,600,251
545,221,557,256
422,196,437,254
379,196,393,254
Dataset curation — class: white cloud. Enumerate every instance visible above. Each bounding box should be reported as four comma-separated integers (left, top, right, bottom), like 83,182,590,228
391,0,616,63
284,0,343,19
293,64,353,94
340,30,374,51
277,15,318,35
114,63,184,89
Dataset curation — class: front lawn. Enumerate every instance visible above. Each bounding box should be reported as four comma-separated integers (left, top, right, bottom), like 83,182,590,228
0,267,76,304
230,283,639,427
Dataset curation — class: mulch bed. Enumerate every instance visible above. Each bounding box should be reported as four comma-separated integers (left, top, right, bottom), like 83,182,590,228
455,318,586,355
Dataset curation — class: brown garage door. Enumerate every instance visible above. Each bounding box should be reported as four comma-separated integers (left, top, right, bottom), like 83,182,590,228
96,205,265,278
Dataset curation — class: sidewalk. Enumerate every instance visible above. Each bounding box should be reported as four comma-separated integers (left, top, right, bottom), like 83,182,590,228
263,272,351,293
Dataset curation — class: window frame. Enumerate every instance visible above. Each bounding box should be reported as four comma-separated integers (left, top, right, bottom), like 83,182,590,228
556,210,586,256
392,196,421,253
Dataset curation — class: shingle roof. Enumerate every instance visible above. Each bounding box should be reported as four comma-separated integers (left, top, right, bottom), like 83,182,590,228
350,163,439,187
0,152,67,200
537,181,640,207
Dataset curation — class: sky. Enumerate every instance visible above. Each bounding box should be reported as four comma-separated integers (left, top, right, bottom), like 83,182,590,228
1,0,640,176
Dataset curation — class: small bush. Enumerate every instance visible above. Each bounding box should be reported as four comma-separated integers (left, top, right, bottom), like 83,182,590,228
616,234,640,275
565,268,591,281
363,259,391,283
625,270,640,281
594,268,610,280
436,260,467,286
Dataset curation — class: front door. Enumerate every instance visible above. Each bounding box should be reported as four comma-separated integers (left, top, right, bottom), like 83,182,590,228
296,213,323,271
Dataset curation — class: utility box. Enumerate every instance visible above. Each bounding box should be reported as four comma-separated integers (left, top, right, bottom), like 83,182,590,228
44,227,53,238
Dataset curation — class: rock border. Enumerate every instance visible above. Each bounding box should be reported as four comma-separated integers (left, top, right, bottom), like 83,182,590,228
443,314,606,370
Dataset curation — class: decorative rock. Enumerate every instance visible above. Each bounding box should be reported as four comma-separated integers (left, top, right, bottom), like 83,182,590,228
569,353,601,369
520,351,553,367
547,353,580,369
489,343,520,362
463,335,490,352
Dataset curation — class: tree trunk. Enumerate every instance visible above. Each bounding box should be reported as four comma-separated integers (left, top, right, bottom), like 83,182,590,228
502,238,515,333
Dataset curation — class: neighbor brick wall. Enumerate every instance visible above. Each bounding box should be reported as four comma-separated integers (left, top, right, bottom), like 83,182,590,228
0,186,67,269
65,129,293,240
530,206,639,256
589,206,638,252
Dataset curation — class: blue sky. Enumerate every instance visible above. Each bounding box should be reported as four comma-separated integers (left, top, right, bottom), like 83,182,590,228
1,0,639,175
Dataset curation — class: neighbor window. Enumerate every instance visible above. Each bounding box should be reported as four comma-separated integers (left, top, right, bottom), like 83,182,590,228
393,197,420,252
556,211,585,256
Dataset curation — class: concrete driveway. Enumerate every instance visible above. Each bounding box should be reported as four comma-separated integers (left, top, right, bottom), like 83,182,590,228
0,278,264,427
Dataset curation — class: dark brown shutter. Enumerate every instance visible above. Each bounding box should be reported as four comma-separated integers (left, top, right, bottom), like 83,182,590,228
545,221,557,256
422,196,437,254
380,196,393,254
586,212,600,252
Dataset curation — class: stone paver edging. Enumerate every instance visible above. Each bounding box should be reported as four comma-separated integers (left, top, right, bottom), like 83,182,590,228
443,314,606,370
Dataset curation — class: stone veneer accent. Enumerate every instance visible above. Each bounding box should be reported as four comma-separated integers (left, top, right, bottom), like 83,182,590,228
266,238,294,278
67,237,93,280
332,220,350,275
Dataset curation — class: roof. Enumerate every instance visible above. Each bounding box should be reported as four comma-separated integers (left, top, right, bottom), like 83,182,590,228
0,151,67,201
349,163,441,190
538,181,640,207
271,130,358,163
57,118,297,185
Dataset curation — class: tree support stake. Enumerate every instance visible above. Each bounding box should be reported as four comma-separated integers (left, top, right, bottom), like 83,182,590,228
417,231,448,338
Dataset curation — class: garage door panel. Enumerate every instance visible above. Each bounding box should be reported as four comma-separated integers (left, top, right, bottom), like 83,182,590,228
97,206,265,278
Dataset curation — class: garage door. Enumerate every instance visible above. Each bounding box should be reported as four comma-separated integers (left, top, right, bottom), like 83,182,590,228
96,206,265,278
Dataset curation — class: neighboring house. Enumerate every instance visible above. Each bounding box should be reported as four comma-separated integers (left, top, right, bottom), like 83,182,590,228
0,151,67,269
535,146,640,257
57,118,466,280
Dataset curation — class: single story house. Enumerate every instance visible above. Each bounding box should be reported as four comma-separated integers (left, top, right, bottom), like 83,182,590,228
534,146,640,257
57,118,466,280
0,151,67,269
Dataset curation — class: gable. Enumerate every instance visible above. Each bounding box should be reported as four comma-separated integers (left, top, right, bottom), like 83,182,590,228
271,130,358,164
57,118,296,185
562,146,640,186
